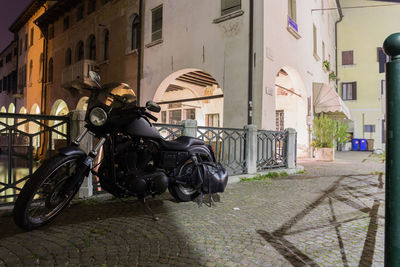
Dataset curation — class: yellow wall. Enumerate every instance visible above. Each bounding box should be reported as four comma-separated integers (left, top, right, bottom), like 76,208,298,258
337,0,400,150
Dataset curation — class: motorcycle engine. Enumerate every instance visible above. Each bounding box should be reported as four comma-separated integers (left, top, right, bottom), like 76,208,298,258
98,135,168,198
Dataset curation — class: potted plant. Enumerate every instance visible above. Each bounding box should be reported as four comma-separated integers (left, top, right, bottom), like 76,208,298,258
322,60,331,72
336,121,349,151
329,71,338,82
312,114,346,161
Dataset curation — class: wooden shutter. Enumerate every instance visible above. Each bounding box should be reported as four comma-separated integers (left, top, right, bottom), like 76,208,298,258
377,47,387,73
352,82,357,100
342,51,354,65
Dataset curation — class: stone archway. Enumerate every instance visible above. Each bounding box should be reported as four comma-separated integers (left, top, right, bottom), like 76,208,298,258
275,66,309,157
76,96,89,111
153,69,224,127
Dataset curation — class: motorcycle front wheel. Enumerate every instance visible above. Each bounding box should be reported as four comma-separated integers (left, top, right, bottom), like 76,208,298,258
13,154,86,230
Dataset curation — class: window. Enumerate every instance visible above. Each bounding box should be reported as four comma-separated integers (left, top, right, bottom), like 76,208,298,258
169,110,182,124
206,114,220,127
24,34,28,50
65,48,72,66
14,47,17,56
102,29,109,60
63,16,70,31
23,64,27,86
77,6,84,21
76,41,84,61
288,0,297,22
0,60,3,68
151,5,163,42
313,24,318,57
131,15,140,50
364,125,375,133
342,50,354,65
342,82,357,100
378,47,389,73
0,79,2,92
161,111,166,123
30,28,34,46
276,110,284,131
221,0,241,16
87,35,96,60
39,53,44,81
48,58,54,82
382,120,386,143
19,39,22,55
49,24,54,40
381,80,386,96
29,60,33,84
185,109,196,120
88,0,96,14
5,53,11,63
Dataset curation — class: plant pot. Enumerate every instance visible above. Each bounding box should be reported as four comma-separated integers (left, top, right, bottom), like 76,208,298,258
314,147,334,161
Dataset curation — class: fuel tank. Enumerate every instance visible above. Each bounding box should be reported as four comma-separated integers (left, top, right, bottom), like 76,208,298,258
126,117,161,139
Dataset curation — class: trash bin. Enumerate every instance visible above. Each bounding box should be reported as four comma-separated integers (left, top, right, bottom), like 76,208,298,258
352,139,360,151
367,139,374,151
359,139,367,151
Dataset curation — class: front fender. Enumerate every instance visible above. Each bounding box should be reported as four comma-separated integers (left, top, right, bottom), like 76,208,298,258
58,146,87,157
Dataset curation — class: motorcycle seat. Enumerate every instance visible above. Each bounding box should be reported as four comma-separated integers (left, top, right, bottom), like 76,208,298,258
159,136,205,151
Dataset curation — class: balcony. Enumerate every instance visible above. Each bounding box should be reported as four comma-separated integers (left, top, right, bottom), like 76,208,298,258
61,59,96,89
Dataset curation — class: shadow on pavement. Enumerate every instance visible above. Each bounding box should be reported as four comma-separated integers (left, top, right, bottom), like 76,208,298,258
257,174,383,267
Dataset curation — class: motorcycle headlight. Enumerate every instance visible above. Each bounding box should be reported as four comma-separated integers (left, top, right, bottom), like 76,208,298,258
89,107,108,126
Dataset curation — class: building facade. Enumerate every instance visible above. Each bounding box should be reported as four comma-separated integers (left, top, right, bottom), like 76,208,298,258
0,41,19,114
141,0,345,157
337,0,400,151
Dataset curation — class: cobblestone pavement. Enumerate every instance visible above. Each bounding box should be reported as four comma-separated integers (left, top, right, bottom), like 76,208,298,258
0,151,384,266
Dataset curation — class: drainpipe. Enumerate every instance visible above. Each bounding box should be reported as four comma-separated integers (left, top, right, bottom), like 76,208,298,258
137,0,143,104
248,0,254,125
335,0,343,92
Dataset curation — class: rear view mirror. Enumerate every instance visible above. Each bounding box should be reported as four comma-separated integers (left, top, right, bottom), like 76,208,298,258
146,101,161,113
89,71,101,87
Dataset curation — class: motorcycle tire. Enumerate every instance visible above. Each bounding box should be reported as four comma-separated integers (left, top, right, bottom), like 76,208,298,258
168,160,200,202
13,153,86,230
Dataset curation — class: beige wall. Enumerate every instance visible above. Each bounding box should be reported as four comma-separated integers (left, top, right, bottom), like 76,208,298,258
46,0,139,113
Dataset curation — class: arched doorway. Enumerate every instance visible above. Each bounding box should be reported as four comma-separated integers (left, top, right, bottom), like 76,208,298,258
29,104,41,149
50,100,69,149
154,69,224,127
0,106,6,132
275,67,309,157
7,103,16,126
17,107,28,133
76,96,89,111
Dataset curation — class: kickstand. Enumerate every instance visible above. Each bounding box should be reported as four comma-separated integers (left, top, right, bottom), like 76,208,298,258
139,198,159,221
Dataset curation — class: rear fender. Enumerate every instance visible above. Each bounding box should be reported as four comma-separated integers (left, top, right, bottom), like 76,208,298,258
58,146,87,158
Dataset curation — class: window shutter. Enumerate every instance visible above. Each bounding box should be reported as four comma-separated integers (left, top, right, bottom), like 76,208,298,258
342,51,354,65
352,82,357,100
378,47,387,73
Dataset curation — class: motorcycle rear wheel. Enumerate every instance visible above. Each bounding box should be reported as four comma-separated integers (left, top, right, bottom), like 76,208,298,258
13,154,86,230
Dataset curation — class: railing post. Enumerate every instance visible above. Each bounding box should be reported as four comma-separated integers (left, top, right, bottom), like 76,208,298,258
244,125,257,174
285,128,297,169
383,33,400,266
181,119,198,137
69,110,94,198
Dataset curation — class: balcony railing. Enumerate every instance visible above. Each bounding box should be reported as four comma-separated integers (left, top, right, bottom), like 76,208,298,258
61,59,96,88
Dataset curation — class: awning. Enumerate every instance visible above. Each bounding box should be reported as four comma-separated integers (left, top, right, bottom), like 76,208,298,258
313,83,351,119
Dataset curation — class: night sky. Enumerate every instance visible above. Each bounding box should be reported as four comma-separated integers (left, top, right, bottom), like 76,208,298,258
0,0,32,52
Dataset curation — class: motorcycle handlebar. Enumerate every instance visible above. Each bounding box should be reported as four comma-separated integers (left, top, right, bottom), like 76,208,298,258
144,111,158,122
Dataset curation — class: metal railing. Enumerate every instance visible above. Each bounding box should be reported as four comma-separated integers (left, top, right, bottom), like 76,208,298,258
197,126,246,175
0,113,70,206
256,130,287,171
153,123,183,140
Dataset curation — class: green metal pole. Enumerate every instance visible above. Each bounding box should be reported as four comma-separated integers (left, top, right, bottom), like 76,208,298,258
384,33,400,266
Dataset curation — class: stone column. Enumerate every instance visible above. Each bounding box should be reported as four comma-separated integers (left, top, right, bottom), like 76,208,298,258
69,110,94,198
244,125,257,174
181,119,198,137
286,128,297,169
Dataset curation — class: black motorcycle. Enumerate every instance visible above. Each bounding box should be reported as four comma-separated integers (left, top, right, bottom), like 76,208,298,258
13,71,228,230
